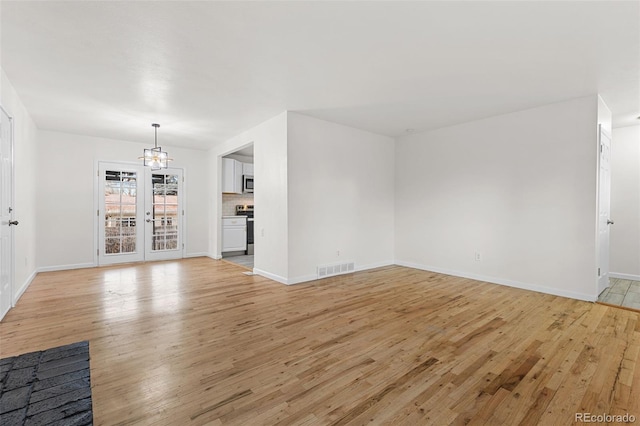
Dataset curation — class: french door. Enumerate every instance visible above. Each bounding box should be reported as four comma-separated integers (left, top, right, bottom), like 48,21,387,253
97,162,183,265
145,170,183,261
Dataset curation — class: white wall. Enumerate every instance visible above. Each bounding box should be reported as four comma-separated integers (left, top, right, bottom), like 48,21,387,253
36,130,210,270
211,111,395,284
1,69,39,303
395,96,599,301
209,112,289,281
287,112,395,283
610,125,640,279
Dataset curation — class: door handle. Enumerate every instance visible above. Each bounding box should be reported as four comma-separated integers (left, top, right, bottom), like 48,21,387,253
146,219,151,223
8,220,19,226
607,220,614,225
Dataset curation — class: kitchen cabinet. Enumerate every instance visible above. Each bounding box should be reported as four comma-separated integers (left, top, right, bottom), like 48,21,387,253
242,162,254,176
222,216,247,252
222,158,243,194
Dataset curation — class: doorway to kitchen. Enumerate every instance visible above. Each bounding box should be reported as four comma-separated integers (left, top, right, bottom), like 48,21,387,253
220,143,254,271
96,162,185,266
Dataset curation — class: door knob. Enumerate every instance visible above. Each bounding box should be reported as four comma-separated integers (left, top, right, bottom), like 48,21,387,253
8,220,19,226
607,220,614,225
146,219,151,223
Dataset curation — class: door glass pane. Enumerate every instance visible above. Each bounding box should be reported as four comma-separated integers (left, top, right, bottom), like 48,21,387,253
151,173,179,252
104,170,137,254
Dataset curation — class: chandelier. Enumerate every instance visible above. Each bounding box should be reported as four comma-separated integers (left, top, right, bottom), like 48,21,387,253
140,123,172,170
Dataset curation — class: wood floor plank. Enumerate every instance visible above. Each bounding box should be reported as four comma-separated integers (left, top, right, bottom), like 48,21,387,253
1,258,639,425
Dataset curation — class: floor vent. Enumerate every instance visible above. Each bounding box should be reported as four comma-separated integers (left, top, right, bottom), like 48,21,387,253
317,261,355,279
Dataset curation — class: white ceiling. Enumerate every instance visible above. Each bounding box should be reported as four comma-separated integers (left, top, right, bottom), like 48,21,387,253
2,1,638,150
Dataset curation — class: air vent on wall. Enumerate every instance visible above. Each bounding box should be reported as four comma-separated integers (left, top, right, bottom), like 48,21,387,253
317,261,355,279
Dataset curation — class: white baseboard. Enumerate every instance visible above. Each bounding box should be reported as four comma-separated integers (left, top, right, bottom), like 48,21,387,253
184,252,209,258
610,272,640,281
394,260,596,302
288,261,395,285
2,269,38,322
14,270,37,304
0,305,9,322
38,255,223,272
286,274,319,285
208,254,222,260
252,268,289,285
355,260,394,273
37,263,95,273
255,260,396,286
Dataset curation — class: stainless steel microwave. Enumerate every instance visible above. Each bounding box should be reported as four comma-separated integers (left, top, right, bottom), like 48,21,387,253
243,175,254,193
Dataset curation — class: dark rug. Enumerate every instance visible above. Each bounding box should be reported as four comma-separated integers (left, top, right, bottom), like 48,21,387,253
0,341,93,426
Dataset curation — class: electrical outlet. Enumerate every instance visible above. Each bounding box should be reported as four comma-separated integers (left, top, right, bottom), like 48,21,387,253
475,251,481,261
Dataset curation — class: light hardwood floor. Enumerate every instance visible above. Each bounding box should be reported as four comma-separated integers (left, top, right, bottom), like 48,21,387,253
1,258,639,425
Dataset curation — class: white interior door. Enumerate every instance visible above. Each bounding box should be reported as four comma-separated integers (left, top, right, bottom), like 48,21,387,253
0,107,14,319
144,168,183,261
98,163,145,265
597,125,612,295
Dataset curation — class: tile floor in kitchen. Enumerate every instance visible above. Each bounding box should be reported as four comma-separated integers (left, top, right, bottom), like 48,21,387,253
223,254,254,270
598,278,640,310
